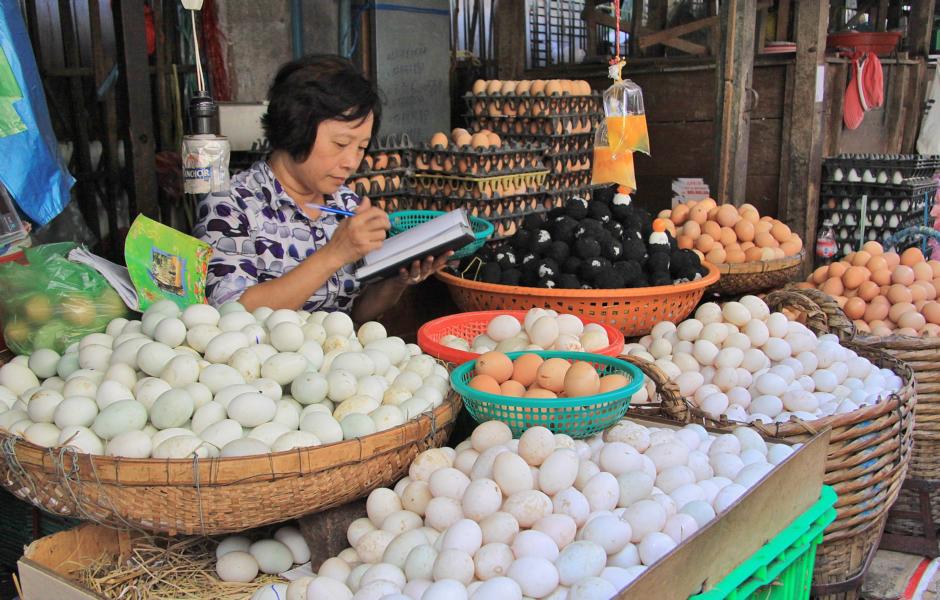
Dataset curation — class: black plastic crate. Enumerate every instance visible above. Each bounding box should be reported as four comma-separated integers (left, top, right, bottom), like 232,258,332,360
463,91,603,118
468,113,601,136
413,141,548,176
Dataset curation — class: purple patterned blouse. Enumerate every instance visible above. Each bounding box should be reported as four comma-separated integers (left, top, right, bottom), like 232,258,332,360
193,160,362,312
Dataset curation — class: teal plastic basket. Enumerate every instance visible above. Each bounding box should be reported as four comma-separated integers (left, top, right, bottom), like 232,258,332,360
689,485,838,600
450,350,644,438
389,210,494,259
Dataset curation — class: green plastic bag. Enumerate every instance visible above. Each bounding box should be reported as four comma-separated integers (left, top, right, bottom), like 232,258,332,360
0,242,130,355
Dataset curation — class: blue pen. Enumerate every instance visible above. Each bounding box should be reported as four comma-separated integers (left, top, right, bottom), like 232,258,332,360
306,203,356,218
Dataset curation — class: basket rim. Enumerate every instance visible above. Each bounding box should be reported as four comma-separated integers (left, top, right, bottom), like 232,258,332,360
715,249,806,275
417,310,626,365
450,350,644,408
436,261,720,299
389,210,495,239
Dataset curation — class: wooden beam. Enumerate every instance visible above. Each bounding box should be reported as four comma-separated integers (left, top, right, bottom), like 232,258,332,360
659,37,709,56
779,0,828,274
713,0,757,205
776,0,791,41
638,16,719,49
908,0,936,57
495,0,526,79
112,0,158,221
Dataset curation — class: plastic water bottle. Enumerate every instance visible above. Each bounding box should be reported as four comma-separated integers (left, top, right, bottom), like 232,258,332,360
815,219,837,268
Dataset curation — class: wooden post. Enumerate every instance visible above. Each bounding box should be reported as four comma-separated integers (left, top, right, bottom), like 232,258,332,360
713,0,756,205
112,0,159,221
908,0,936,58
495,0,527,79
778,0,828,273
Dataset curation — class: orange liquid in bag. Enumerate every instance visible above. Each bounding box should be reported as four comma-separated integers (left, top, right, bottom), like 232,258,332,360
592,146,636,190
605,115,650,155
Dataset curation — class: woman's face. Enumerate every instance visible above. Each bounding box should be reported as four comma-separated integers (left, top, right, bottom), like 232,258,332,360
296,112,374,196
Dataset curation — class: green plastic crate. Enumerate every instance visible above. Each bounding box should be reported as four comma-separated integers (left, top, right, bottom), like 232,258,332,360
690,485,837,600
389,210,494,259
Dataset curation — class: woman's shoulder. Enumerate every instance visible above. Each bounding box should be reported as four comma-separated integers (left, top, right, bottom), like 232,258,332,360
228,161,281,211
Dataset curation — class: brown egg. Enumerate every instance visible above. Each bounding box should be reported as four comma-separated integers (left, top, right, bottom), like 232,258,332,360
529,80,546,95
902,247,925,266
887,284,913,305
516,80,532,95
855,320,872,334
707,206,720,221
702,221,722,240
780,241,801,257
897,327,921,337
811,266,829,284
744,247,764,261
885,252,901,269
699,198,717,211
919,281,938,300
862,241,884,256
795,281,816,289
912,285,928,303
695,234,715,253
844,297,867,320
741,241,755,250
716,205,740,228
537,358,571,392
865,297,891,322
683,221,702,239
477,351,514,383
454,132,472,148
889,302,916,324
706,247,727,264
499,380,526,397
672,204,690,226
858,281,880,301
599,374,629,393
725,242,742,252
892,265,916,286
827,262,847,280
471,79,487,94
821,278,844,297
898,312,927,331
755,221,772,235
833,295,848,308
871,268,892,286
524,388,557,399
725,249,746,263
741,209,760,224
761,247,777,261
842,266,869,290
512,354,544,387
925,302,940,325
485,80,503,94
500,80,517,95
469,374,501,394
851,251,871,267
690,205,709,225
733,220,755,243
770,222,792,243
677,235,694,250
917,300,929,311
914,262,933,282
718,227,737,247
929,261,940,278
754,232,778,249
563,361,601,397
866,256,888,273
470,132,490,148
544,80,563,96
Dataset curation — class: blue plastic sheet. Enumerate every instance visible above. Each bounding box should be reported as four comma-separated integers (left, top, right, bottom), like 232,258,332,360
0,1,73,226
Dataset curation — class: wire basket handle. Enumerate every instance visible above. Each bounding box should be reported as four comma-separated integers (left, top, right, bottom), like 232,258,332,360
765,287,856,342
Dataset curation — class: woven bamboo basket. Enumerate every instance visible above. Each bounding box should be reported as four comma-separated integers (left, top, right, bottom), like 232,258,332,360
0,392,461,536
769,286,940,539
623,296,916,600
436,262,720,337
706,250,806,297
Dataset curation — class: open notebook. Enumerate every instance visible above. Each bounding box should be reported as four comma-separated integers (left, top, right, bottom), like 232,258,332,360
355,210,475,283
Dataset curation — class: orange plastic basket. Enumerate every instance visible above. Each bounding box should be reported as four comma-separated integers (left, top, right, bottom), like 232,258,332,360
418,310,625,364
435,262,720,337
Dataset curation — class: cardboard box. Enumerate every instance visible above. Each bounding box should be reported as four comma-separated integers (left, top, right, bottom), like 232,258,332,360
16,419,829,600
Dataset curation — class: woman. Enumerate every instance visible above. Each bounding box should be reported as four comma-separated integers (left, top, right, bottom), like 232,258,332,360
193,55,450,321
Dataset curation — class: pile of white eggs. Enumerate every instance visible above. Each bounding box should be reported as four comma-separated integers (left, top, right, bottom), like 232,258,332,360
0,300,452,458
441,309,611,355
625,296,903,424
254,419,794,600
216,526,311,583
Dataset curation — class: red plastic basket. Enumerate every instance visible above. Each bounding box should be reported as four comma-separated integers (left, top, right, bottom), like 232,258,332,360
418,310,625,365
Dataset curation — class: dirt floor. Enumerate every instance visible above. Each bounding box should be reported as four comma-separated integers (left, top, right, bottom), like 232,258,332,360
863,550,940,599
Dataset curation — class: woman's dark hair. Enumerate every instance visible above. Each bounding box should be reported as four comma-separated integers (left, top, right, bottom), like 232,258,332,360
262,55,382,162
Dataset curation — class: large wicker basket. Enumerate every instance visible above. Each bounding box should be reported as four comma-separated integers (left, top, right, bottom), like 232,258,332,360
769,287,940,545
707,250,806,297
436,262,720,337
0,393,461,536
623,309,916,600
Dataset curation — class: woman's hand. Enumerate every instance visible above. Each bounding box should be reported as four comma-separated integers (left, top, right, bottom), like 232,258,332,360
397,252,454,286
325,197,390,265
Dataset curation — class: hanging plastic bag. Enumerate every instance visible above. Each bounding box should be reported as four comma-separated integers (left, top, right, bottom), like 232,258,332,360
592,57,648,189
592,121,636,191
0,243,129,355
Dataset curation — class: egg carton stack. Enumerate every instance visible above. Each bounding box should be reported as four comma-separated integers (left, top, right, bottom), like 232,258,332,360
352,135,414,213
820,176,937,258
824,154,940,183
408,131,551,242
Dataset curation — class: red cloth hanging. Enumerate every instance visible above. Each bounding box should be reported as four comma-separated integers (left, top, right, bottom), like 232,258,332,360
843,50,884,130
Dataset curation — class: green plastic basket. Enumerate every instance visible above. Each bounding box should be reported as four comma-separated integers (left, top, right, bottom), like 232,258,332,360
450,350,644,438
389,210,494,259
690,485,838,600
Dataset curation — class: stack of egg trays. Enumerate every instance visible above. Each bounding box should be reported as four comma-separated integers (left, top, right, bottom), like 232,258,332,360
413,141,548,176
823,154,940,182
406,191,550,241
463,92,602,118
819,178,937,258
353,134,415,212
411,171,549,201
469,112,601,137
